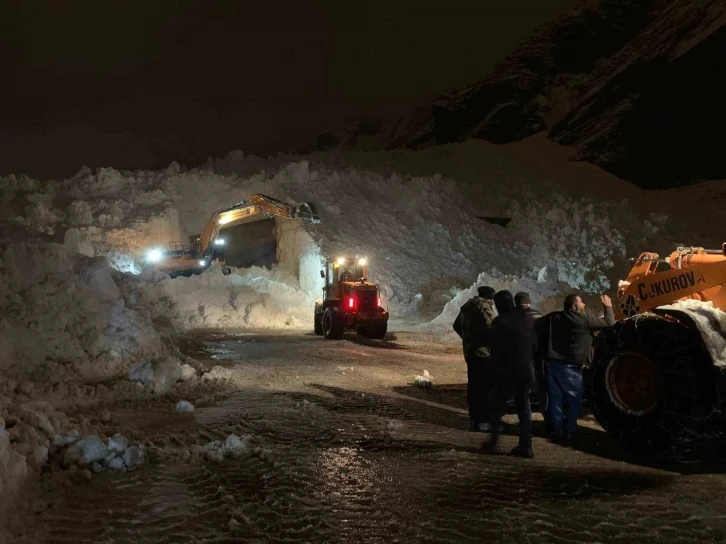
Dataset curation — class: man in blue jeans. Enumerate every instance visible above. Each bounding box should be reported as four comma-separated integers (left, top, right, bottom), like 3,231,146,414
535,293,614,444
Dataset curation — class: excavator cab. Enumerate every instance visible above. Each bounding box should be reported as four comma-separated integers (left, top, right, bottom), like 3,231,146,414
314,256,389,340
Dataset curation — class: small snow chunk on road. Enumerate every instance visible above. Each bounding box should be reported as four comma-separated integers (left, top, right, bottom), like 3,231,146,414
175,400,195,413
180,364,197,381
128,363,154,384
194,434,251,463
414,370,433,388
108,457,127,471
123,446,145,468
128,357,184,393
108,433,129,454
202,366,233,382
224,435,248,457
67,435,109,465
53,429,80,447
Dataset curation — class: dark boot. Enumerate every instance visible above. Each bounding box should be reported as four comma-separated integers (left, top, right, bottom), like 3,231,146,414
510,439,533,458
480,430,500,452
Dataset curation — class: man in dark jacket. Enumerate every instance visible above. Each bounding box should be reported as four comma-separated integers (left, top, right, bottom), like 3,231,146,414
535,293,614,443
453,286,497,431
487,290,537,457
516,291,549,433
515,291,541,320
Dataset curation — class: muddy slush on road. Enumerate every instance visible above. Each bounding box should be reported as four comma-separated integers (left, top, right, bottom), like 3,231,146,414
20,330,726,544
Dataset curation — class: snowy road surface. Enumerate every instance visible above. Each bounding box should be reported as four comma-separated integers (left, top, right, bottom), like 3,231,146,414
29,331,726,543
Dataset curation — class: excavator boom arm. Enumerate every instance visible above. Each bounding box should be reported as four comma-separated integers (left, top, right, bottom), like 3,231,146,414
196,193,320,256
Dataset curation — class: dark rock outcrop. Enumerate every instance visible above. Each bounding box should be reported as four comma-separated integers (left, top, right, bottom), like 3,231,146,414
388,0,662,149
549,0,726,188
377,0,726,188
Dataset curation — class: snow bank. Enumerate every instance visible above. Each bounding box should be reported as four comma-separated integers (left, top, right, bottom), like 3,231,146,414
0,399,73,517
1,145,643,323
0,241,164,379
123,262,318,330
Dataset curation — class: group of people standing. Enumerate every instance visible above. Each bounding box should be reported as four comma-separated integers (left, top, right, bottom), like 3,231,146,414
454,286,614,458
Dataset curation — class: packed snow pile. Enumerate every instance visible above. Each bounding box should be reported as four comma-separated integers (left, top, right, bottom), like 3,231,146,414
659,299,726,368
1,144,654,324
0,399,72,515
123,262,319,330
1,165,182,257
0,241,165,381
60,432,146,473
154,433,252,464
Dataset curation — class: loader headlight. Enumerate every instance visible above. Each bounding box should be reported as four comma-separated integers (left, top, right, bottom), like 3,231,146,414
358,258,367,266
336,257,346,265
214,238,226,246
147,248,163,263
199,259,207,266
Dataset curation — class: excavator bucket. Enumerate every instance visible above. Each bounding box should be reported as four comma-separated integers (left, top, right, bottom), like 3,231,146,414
293,202,321,224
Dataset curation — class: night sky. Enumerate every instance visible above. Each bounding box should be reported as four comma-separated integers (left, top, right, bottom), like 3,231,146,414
1,0,578,179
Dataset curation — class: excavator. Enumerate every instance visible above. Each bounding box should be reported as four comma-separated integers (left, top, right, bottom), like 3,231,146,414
591,244,726,452
145,193,320,277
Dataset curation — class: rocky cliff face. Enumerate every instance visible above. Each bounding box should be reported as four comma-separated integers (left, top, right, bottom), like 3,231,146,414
549,0,726,188
359,0,726,189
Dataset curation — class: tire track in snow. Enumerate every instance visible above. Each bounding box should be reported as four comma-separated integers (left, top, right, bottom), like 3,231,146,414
34,337,726,544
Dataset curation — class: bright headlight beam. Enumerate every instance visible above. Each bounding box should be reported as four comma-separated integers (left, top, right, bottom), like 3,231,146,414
336,257,346,265
147,248,163,263
214,238,226,246
199,260,206,266
358,258,367,266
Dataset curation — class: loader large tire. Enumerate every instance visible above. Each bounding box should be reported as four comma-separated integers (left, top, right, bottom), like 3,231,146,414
591,313,717,453
314,312,323,336
322,308,344,340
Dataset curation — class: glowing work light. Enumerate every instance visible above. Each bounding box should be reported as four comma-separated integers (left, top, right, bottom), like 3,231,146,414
147,248,163,263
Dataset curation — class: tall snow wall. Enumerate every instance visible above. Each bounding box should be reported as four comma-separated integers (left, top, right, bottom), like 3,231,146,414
1,136,708,330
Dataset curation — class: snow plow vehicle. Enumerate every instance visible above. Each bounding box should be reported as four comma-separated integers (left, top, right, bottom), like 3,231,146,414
314,256,389,340
145,194,320,277
591,244,726,452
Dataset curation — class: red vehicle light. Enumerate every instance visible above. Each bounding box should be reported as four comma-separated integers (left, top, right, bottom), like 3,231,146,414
377,296,381,307
348,296,355,309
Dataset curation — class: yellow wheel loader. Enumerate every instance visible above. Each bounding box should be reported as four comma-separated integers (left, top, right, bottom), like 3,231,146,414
314,256,389,340
591,244,726,452
144,193,320,277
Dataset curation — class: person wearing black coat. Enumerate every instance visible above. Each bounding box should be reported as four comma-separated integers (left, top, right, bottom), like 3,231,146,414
487,290,537,458
515,291,549,433
453,286,498,431
534,293,615,443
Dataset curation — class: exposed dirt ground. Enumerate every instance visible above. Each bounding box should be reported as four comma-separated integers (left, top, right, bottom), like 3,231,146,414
14,330,726,543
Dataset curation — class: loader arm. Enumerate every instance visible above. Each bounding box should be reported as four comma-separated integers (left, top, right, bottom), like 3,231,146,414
617,245,726,319
196,193,320,256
